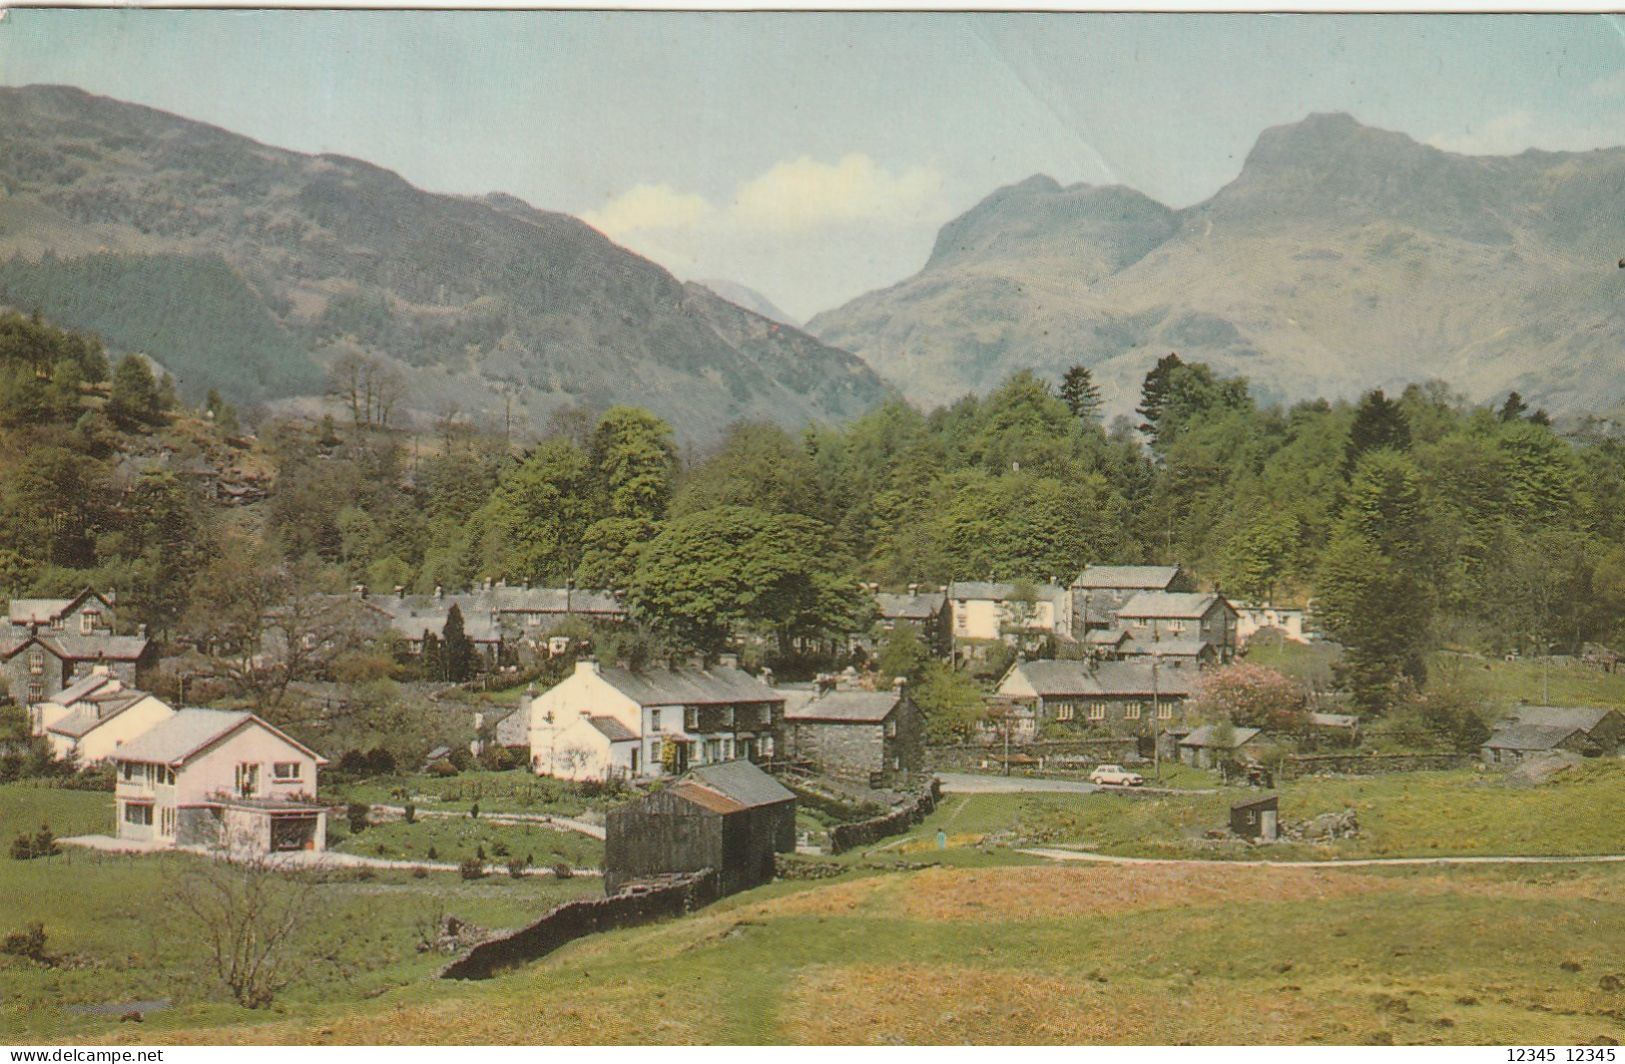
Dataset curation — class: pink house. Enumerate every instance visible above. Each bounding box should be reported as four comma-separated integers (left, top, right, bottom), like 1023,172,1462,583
112,709,330,853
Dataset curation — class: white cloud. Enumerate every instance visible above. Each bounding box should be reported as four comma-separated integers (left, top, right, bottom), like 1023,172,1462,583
580,182,713,239
730,154,943,233
582,153,943,239
1426,108,1624,157
1589,70,1625,98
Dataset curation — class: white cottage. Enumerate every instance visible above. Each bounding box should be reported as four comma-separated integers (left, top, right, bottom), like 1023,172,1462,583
528,659,784,780
35,673,175,765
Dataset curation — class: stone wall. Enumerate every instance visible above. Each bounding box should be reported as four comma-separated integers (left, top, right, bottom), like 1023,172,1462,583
441,870,719,980
1282,752,1472,777
827,778,941,855
928,737,1142,773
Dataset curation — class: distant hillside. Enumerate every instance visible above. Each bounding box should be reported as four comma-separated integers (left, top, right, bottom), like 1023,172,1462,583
809,113,1625,416
0,85,889,438
695,279,800,328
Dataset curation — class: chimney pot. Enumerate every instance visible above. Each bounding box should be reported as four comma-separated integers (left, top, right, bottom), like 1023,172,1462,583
894,675,907,691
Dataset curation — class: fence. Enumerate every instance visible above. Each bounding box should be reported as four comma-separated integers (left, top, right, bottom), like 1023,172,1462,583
827,778,942,855
440,870,719,980
1282,752,1472,777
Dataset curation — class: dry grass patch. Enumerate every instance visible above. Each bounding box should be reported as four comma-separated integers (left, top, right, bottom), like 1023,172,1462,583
890,863,1392,922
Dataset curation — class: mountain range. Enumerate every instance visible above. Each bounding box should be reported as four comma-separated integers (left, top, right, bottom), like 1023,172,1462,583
0,85,888,440
809,112,1625,418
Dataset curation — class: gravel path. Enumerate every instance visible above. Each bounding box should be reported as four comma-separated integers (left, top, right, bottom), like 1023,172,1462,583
1019,846,1625,869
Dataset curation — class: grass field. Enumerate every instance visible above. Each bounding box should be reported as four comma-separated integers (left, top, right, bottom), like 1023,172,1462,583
91,860,1625,1045
331,769,615,819
0,783,602,1041
846,760,1625,865
331,814,603,869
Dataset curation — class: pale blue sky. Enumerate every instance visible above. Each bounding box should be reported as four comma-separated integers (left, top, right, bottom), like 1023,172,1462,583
3,11,1623,317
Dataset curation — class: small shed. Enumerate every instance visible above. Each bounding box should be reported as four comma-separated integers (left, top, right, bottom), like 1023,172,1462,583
1230,794,1278,840
604,760,796,897
1178,724,1262,769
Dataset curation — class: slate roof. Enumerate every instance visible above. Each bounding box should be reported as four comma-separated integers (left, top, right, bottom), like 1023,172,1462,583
785,689,902,724
948,581,1067,604
44,634,151,661
1119,636,1213,658
1308,712,1360,730
1072,565,1184,591
588,716,638,742
597,665,784,707
1092,660,1196,697
684,759,795,808
1180,724,1262,749
113,709,325,766
49,672,119,708
46,692,157,738
7,598,74,625
1507,706,1617,733
1483,723,1584,751
1117,592,1227,620
1001,658,1195,699
874,591,946,621
1086,629,1130,646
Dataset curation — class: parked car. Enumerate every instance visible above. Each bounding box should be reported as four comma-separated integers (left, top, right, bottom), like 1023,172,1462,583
1089,764,1144,786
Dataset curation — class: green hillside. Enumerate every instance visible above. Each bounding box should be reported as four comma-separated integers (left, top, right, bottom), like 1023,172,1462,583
0,252,323,404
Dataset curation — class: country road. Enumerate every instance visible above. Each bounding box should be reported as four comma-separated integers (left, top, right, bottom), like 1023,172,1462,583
1019,846,1625,869
937,772,1210,797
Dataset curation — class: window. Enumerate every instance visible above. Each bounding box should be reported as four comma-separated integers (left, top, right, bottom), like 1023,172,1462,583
1056,703,1074,722
273,762,302,782
27,649,44,675
160,806,175,835
1125,702,1142,720
156,766,175,786
1088,702,1107,721
1158,702,1173,720
26,682,43,704
123,802,152,826
649,708,662,732
49,617,63,631
235,762,260,797
684,707,698,731
81,610,100,634
121,762,135,782
649,739,663,765
884,719,897,738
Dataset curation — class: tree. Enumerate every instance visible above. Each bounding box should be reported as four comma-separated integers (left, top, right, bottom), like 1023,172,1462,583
108,354,161,428
574,517,656,590
1191,662,1307,731
875,621,931,685
326,352,407,430
1343,389,1411,475
1315,531,1428,713
912,661,987,743
1135,354,1251,453
1498,391,1529,422
474,438,598,583
167,849,327,1008
589,406,677,521
626,506,859,656
441,603,474,683
186,544,382,710
1059,364,1103,423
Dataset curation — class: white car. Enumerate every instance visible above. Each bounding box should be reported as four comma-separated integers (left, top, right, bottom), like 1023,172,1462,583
1089,764,1145,787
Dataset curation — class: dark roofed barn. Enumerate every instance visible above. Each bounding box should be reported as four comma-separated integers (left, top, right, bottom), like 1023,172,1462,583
604,760,796,897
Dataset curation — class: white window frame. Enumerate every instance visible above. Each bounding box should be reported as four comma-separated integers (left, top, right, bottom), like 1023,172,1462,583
1125,702,1142,720
272,761,302,782
1088,702,1107,721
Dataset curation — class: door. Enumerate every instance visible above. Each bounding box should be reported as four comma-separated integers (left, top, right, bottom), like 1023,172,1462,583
1260,809,1278,841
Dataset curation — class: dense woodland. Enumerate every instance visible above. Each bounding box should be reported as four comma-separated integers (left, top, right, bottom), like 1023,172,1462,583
4,310,1625,719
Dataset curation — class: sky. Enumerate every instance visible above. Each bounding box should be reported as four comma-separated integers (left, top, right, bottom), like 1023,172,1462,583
2,11,1624,320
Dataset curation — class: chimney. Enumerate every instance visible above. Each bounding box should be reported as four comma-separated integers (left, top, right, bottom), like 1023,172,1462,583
816,673,837,694
106,589,116,605
760,666,774,688
893,675,908,692
395,585,406,599
717,652,740,670
434,585,443,600
353,584,367,599
575,658,600,677
137,624,148,639
483,578,493,592
689,653,708,670
907,583,919,595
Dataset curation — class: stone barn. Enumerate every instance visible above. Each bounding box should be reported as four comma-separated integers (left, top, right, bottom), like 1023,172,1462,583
603,760,796,897
1230,794,1278,840
781,680,926,787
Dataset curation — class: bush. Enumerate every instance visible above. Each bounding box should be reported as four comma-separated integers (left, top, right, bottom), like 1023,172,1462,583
411,865,429,879
428,759,458,778
346,802,370,834
506,857,528,879
469,802,480,820
458,857,486,881
491,840,509,858
403,803,416,825
11,824,58,861
553,862,573,880
475,844,487,862
1,922,47,962
426,845,438,860
353,867,376,882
